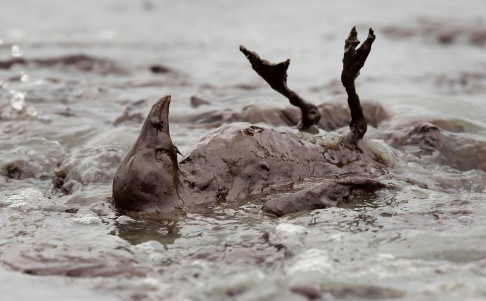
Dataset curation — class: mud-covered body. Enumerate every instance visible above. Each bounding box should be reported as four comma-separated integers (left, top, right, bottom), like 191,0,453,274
179,123,387,205
112,97,390,217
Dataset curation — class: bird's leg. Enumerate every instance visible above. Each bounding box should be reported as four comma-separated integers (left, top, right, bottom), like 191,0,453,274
240,45,321,130
341,27,376,145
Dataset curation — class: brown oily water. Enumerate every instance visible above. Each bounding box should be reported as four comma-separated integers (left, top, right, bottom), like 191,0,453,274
1,1,486,300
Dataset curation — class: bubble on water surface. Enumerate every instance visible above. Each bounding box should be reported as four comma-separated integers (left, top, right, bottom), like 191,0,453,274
273,223,308,246
11,44,24,57
26,106,38,117
133,241,166,264
136,277,169,291
72,214,102,225
275,223,307,235
10,91,26,111
8,201,31,210
287,249,334,274
2,188,45,212
190,260,212,269
135,240,165,253
115,215,135,224
20,72,29,83
3,187,45,206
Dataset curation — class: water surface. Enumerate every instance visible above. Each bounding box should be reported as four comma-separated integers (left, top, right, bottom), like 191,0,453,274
1,0,486,300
